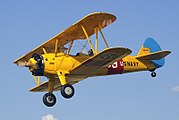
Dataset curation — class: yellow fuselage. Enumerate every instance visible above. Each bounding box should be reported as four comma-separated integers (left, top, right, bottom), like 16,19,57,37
41,53,156,77
43,53,90,75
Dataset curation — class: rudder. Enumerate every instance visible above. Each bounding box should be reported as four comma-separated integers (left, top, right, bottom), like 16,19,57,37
139,38,165,68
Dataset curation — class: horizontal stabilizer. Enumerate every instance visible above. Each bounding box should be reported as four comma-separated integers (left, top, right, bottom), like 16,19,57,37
136,50,171,60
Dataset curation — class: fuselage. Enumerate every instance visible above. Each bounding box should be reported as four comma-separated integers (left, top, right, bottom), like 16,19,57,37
41,53,156,77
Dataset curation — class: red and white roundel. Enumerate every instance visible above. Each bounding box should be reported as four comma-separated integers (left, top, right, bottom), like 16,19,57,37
108,59,124,74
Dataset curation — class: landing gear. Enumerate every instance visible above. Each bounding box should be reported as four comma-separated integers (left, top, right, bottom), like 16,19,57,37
61,84,75,99
43,93,56,107
57,71,74,99
151,72,156,77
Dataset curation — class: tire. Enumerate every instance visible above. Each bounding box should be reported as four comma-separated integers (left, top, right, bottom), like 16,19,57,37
61,84,75,99
151,72,156,77
43,93,56,107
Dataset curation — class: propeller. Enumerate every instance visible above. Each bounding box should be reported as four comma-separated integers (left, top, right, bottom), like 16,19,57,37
16,60,35,67
16,53,44,76
16,61,27,67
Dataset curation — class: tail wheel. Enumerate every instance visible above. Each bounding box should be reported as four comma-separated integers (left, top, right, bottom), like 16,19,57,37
43,93,56,107
151,72,157,77
61,84,75,99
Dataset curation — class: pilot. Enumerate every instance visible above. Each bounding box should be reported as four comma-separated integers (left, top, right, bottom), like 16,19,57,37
88,49,94,56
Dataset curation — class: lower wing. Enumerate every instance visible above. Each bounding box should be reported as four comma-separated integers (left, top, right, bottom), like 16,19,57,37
69,47,131,76
30,76,86,92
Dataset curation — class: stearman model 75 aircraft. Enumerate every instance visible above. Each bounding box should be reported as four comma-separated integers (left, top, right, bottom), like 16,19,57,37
14,12,171,107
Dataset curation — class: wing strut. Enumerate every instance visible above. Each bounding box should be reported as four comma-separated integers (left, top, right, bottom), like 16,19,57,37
81,25,95,54
67,40,74,55
33,76,41,86
42,48,47,54
95,27,98,53
98,25,109,48
55,39,59,56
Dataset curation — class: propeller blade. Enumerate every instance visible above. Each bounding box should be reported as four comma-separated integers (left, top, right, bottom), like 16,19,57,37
16,61,27,67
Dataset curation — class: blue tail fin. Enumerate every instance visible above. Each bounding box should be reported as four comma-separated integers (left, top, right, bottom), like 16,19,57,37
143,38,165,68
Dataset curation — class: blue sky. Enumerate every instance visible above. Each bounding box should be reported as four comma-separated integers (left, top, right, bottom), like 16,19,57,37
0,0,179,120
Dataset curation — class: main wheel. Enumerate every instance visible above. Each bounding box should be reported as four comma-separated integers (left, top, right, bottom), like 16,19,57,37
61,84,75,99
151,72,156,77
43,93,56,107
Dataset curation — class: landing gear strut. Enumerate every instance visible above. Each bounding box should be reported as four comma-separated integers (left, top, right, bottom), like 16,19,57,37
57,71,75,99
151,72,156,77
43,93,56,107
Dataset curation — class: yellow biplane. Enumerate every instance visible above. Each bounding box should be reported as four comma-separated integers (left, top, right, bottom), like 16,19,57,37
14,12,171,107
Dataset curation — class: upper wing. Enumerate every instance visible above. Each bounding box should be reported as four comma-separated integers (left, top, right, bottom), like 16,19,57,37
14,12,116,65
68,47,132,76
